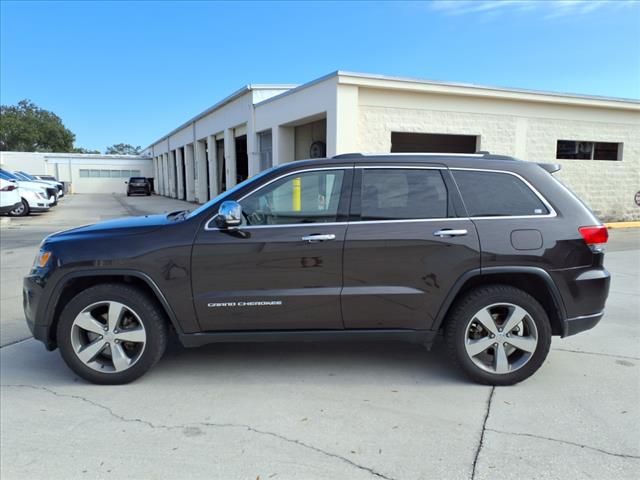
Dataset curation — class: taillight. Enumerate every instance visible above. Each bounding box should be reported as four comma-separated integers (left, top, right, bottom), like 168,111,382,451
0,185,16,192
579,225,608,245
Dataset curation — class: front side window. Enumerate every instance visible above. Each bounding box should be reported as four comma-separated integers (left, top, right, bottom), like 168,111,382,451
359,169,448,220
240,169,345,226
453,170,549,217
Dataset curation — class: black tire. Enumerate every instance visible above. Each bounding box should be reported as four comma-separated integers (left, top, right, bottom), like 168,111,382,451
445,285,552,386
8,199,29,217
57,283,168,385
126,192,131,197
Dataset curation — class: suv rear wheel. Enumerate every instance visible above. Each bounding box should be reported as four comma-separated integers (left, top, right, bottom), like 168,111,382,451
445,285,552,385
57,283,168,384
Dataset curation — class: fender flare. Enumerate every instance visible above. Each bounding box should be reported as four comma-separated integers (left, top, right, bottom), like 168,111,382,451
43,269,184,341
431,266,568,333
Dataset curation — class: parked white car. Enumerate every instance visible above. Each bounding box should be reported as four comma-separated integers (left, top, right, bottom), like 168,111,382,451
0,169,57,207
0,178,22,215
33,174,65,197
16,171,64,198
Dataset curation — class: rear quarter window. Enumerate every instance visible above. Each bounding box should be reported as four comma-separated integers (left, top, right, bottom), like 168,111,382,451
452,170,549,217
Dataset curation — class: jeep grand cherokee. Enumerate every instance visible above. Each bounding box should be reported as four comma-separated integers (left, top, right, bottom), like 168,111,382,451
23,153,610,385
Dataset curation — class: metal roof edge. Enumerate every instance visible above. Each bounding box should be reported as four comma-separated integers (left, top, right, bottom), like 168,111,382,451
145,84,296,150
335,71,640,106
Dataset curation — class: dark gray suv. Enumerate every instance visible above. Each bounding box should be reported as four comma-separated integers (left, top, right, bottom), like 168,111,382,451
24,153,610,385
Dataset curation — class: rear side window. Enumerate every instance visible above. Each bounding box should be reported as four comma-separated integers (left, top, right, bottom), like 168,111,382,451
359,169,448,220
452,170,549,217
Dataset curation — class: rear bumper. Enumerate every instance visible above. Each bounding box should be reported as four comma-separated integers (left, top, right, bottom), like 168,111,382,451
551,266,610,337
564,311,605,337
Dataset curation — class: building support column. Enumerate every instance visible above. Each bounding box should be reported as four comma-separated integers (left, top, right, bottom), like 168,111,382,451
223,128,237,189
185,144,196,202
207,135,219,200
163,153,170,197
176,149,185,200
272,126,295,165
195,140,208,203
154,157,160,194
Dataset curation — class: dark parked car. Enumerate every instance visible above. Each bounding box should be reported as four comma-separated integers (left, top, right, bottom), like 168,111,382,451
126,177,151,196
24,153,610,385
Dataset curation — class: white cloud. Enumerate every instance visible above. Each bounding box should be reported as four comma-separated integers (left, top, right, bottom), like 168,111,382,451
428,0,637,19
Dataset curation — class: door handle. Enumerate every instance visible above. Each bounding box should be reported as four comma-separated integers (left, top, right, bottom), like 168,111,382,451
301,234,336,243
433,229,468,238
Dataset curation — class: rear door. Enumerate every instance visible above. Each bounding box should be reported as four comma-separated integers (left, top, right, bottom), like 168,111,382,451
342,165,480,330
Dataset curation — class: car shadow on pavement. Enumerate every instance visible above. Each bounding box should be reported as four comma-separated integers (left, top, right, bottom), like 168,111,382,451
1,338,467,387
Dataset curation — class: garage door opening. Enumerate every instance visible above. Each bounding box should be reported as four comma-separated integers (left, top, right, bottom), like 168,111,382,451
179,147,186,200
391,132,479,154
235,135,249,184
216,139,226,192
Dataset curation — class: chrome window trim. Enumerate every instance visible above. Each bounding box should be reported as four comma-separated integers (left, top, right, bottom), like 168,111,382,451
204,164,557,231
450,167,557,219
204,166,351,231
205,217,474,232
355,165,444,170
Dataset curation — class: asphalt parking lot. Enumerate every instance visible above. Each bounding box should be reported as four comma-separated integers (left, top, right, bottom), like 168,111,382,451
1,194,638,480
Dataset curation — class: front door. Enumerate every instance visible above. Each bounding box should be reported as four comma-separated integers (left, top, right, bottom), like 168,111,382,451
192,167,352,331
342,166,480,330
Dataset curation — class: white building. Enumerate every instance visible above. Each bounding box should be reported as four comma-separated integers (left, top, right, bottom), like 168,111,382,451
145,71,640,221
0,152,153,194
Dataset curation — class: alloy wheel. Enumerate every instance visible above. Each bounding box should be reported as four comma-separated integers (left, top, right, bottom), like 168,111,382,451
70,301,147,373
464,303,538,374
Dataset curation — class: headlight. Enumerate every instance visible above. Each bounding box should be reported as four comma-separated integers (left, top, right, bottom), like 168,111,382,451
33,250,52,269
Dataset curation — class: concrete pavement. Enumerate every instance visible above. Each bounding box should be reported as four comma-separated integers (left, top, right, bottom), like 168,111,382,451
1,194,638,479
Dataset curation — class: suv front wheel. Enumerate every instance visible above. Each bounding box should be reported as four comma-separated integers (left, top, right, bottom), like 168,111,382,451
57,284,168,384
445,285,552,385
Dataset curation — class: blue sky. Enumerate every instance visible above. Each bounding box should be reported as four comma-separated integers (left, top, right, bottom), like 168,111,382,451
1,0,639,152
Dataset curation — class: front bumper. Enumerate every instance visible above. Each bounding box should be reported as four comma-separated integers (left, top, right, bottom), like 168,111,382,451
23,274,55,349
30,204,51,212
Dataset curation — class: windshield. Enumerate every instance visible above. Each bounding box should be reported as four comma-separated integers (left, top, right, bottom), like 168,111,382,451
12,172,31,181
0,169,19,180
130,177,146,182
187,166,277,219
17,171,37,180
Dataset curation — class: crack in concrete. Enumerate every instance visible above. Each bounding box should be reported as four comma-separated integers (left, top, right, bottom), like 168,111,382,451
0,337,31,349
2,384,396,480
470,386,494,480
485,428,640,460
553,348,639,361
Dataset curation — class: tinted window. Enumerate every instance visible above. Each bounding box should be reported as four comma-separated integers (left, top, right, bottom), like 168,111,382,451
359,169,448,220
453,170,549,217
130,177,147,182
240,169,345,225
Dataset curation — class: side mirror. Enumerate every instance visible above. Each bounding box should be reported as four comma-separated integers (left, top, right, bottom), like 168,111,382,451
215,200,242,228
124,181,128,184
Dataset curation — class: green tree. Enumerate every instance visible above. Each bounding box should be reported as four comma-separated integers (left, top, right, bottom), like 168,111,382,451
0,99,75,152
72,147,101,154
105,143,142,155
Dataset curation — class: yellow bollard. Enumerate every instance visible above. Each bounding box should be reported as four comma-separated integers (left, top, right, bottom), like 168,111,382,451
292,177,301,211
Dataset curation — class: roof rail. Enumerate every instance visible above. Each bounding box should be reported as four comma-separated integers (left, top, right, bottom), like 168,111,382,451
332,153,364,159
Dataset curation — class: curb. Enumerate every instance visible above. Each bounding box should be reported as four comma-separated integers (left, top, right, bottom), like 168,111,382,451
0,217,10,225
605,221,640,229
